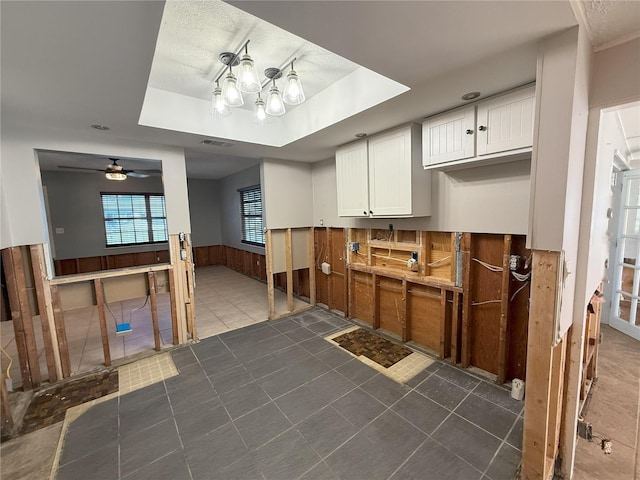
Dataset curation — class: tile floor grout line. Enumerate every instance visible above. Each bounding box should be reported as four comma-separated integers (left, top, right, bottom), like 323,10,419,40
480,415,523,478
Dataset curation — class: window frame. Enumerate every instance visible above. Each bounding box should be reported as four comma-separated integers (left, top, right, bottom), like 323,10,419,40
100,192,168,248
239,185,265,247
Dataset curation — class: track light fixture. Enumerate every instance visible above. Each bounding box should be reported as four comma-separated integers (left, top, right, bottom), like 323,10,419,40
211,40,305,125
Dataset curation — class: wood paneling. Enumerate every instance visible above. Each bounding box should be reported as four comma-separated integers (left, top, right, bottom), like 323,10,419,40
54,248,171,276
507,235,530,381
378,277,403,336
407,283,442,353
350,270,374,326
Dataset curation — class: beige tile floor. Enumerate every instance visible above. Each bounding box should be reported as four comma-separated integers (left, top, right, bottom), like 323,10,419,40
0,265,308,388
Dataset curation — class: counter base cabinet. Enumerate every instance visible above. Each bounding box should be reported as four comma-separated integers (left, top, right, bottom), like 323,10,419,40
336,124,431,218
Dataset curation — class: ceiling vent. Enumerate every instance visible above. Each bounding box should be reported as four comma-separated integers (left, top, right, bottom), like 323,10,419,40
201,139,234,147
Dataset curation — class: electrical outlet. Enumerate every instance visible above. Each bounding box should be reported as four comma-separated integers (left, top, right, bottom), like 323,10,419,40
388,223,394,232
577,419,593,440
350,242,359,253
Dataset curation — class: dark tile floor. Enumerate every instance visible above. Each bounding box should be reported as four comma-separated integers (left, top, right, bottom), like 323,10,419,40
56,308,523,480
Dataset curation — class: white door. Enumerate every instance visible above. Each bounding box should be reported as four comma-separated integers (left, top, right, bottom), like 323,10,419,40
422,106,476,166
476,86,535,156
336,140,369,217
610,170,640,340
368,127,413,217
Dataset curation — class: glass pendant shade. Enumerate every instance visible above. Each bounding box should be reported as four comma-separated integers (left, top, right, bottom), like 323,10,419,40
283,69,305,105
265,84,286,116
253,96,268,125
222,70,244,107
105,172,127,181
238,54,261,93
212,86,231,117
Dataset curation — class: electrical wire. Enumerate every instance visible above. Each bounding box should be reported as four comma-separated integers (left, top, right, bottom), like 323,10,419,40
427,256,451,267
511,271,531,282
471,299,502,306
510,282,530,302
472,258,503,272
0,345,13,382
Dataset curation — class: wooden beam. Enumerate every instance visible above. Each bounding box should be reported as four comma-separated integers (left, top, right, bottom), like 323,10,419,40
419,231,428,276
451,292,461,364
347,267,353,319
93,279,111,367
498,234,512,384
29,244,59,382
49,263,172,285
148,272,161,351
2,247,36,389
1,373,13,435
169,234,187,343
266,230,276,320
184,234,197,341
372,273,380,329
327,227,333,310
50,285,71,377
308,227,316,306
401,279,408,342
439,288,447,359
343,228,349,315
548,334,567,462
167,267,179,346
521,250,561,480
461,233,472,367
285,228,294,313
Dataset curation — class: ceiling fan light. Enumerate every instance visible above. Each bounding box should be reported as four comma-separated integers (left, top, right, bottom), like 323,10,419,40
265,84,286,116
238,54,261,93
283,69,305,105
254,96,268,125
222,71,244,107
105,171,127,181
211,86,231,117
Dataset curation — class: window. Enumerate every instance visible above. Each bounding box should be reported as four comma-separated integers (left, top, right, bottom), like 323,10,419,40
101,193,168,247
240,186,264,246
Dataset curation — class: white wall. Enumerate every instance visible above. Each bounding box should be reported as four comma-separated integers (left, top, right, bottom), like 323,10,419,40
187,178,222,247
218,164,264,254
311,157,530,234
0,122,191,252
590,37,640,109
42,170,166,259
262,159,314,230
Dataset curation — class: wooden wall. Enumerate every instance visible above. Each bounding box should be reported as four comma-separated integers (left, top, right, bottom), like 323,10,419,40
54,249,170,276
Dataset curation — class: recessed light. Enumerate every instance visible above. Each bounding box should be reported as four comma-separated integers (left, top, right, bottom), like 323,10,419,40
355,133,367,138
91,124,110,131
461,92,481,101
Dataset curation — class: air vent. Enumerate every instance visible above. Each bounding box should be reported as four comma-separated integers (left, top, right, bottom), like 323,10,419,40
201,139,234,147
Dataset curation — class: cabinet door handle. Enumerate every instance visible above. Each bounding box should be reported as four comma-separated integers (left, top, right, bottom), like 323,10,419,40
363,211,367,215
369,210,373,215
466,129,473,135
478,125,487,131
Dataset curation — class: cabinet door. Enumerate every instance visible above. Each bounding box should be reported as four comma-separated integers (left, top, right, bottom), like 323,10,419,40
476,86,535,155
422,106,475,166
336,140,370,217
368,127,413,216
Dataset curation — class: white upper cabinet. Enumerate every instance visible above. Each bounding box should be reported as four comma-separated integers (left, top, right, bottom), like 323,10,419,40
476,86,535,156
336,140,369,217
336,124,431,218
422,106,475,166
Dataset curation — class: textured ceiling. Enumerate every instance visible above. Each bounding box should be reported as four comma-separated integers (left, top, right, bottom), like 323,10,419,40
581,0,640,48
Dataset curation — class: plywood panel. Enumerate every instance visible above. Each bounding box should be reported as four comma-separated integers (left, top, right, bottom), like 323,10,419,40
157,249,171,264
271,230,286,274
507,235,531,381
407,283,441,352
59,282,94,310
315,229,329,306
378,277,403,337
469,234,504,375
292,229,310,270
134,251,156,266
77,256,104,273
103,274,148,302
113,253,135,269
426,232,453,280
194,246,209,266
351,270,373,325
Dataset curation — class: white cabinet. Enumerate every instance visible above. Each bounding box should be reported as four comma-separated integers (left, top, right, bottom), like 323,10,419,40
476,86,535,155
422,106,475,165
336,124,431,218
422,85,535,169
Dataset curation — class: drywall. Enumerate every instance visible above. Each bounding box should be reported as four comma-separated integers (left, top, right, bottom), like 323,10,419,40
262,159,314,230
187,178,222,247
311,157,530,234
218,164,264,254
0,122,191,252
590,37,640,109
41,170,166,259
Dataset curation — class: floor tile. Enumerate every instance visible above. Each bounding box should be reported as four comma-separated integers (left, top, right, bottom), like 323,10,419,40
209,364,254,395
300,336,334,354
335,358,378,385
435,364,482,390
314,346,354,369
60,404,118,465
185,422,249,480
506,416,523,450
174,399,230,445
391,390,450,435
120,418,182,477
361,373,410,407
285,325,317,343
219,381,271,419
300,461,340,480
233,402,292,450
415,374,469,410
123,449,191,480
485,443,521,480
253,428,322,480
306,320,339,335
244,353,286,379
331,387,387,430
57,442,119,480
307,370,355,404
473,381,524,414
390,437,483,480
273,344,313,364
297,406,359,458
170,347,198,369
275,385,331,424
257,367,308,399
119,393,173,439
405,361,441,388
167,380,217,414
432,414,502,472
199,350,240,377
455,393,518,439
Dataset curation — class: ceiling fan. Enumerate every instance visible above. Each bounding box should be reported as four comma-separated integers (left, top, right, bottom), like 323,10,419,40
57,158,162,181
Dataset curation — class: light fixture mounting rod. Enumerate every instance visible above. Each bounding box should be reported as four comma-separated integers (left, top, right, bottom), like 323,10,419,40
214,39,251,84
261,57,298,89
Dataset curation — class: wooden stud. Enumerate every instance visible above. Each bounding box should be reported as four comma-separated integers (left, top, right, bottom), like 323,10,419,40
50,285,71,377
347,267,353,319
266,230,276,320
498,234,512,384
184,234,197,341
169,234,188,343
2,247,36,389
326,227,333,310
451,292,461,364
343,228,349,315
93,278,111,367
308,227,316,306
521,250,561,480
167,267,179,345
29,244,59,382
450,233,457,282
401,279,408,342
372,273,380,329
461,233,472,368
148,272,161,351
439,288,447,359
547,334,567,462
1,373,13,434
285,228,294,313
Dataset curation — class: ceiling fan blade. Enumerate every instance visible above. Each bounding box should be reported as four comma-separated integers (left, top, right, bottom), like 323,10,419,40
125,172,150,178
57,165,104,172
132,169,162,174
